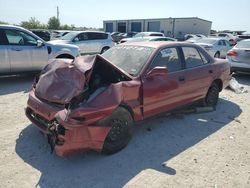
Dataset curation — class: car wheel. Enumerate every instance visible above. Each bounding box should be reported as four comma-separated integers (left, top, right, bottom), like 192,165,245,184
214,52,220,58
101,47,110,54
203,83,219,107
102,107,133,154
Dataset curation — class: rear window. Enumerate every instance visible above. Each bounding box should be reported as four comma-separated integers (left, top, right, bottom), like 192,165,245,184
218,33,227,37
236,40,250,48
182,47,205,68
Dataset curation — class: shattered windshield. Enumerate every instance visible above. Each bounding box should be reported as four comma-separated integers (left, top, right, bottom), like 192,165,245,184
101,45,155,76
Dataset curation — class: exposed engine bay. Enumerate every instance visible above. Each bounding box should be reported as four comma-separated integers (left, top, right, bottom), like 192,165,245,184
33,55,131,110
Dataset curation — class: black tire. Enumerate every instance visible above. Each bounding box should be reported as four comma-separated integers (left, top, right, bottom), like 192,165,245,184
214,52,220,58
101,47,110,54
102,107,133,154
203,83,219,107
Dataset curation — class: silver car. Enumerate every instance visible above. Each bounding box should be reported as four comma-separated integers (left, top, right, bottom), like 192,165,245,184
120,32,165,43
227,39,250,72
0,25,80,75
51,31,114,55
123,36,176,43
195,38,232,58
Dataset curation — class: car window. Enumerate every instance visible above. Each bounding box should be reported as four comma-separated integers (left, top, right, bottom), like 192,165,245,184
75,33,88,41
198,50,209,64
222,40,227,46
88,32,108,40
182,47,204,68
5,30,37,46
151,48,182,72
218,40,222,45
224,40,231,46
0,29,8,45
150,33,163,37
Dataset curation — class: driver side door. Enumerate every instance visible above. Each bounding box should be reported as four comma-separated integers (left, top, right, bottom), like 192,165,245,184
142,47,187,118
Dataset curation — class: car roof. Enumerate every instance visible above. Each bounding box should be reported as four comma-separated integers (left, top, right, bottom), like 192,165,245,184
0,24,25,30
121,41,198,49
71,30,108,34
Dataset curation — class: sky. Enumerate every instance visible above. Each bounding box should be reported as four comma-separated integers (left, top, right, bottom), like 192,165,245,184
0,0,249,32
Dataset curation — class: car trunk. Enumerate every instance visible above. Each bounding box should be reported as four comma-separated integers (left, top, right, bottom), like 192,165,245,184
34,55,132,107
231,48,250,64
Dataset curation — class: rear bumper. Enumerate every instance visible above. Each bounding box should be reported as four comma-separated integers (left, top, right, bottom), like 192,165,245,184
25,90,111,156
230,61,250,72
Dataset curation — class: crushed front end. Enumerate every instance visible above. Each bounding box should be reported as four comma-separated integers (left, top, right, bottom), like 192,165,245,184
25,55,136,156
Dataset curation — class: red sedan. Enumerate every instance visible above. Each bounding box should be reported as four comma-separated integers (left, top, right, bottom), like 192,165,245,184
26,42,231,156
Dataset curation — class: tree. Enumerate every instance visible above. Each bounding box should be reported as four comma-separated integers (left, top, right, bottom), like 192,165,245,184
47,16,60,30
20,17,44,29
0,21,8,25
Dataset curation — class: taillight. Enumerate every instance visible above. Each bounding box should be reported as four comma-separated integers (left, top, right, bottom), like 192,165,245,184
227,51,238,56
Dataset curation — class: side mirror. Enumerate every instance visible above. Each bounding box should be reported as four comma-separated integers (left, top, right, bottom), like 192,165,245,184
146,66,168,78
37,40,43,47
73,37,79,42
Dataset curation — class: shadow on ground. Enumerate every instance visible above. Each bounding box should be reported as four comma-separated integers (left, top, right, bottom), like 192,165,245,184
0,74,35,95
233,72,250,86
15,98,241,188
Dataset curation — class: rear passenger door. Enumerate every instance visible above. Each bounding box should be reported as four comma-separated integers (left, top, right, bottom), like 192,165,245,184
181,47,214,102
87,32,109,53
73,32,91,54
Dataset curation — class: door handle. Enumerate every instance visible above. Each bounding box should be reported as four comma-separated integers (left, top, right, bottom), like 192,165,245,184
178,76,185,82
209,70,213,74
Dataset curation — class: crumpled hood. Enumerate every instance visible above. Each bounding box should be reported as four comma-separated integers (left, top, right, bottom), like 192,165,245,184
34,55,132,105
35,56,96,104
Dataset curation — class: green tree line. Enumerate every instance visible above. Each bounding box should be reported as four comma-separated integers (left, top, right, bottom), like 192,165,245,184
0,17,75,30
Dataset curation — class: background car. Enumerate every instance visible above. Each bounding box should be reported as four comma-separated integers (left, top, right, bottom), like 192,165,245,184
50,30,71,40
227,39,250,73
195,38,232,58
31,29,51,41
235,34,250,43
51,31,114,54
120,32,165,43
218,33,237,45
0,25,80,75
124,36,176,43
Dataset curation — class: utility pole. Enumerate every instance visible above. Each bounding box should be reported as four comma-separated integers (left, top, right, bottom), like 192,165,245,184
57,6,59,20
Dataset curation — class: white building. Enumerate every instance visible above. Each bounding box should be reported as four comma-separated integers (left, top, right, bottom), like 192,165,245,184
103,17,212,40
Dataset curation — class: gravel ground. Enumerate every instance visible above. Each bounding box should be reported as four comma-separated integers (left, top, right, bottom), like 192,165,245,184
0,74,249,188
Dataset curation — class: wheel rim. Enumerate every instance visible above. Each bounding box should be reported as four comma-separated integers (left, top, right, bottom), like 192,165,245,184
207,86,218,106
108,119,127,141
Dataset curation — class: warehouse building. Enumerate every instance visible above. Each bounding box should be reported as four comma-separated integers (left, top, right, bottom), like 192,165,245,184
103,17,212,40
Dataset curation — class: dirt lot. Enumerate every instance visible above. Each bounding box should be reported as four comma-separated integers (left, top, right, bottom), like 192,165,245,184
0,74,249,188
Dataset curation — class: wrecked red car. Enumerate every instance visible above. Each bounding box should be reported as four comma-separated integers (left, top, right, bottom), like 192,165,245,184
26,42,231,156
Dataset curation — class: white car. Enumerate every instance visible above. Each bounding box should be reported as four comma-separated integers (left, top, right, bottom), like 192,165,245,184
227,39,250,72
121,36,176,43
120,32,165,43
218,33,237,45
51,31,114,55
195,38,233,58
